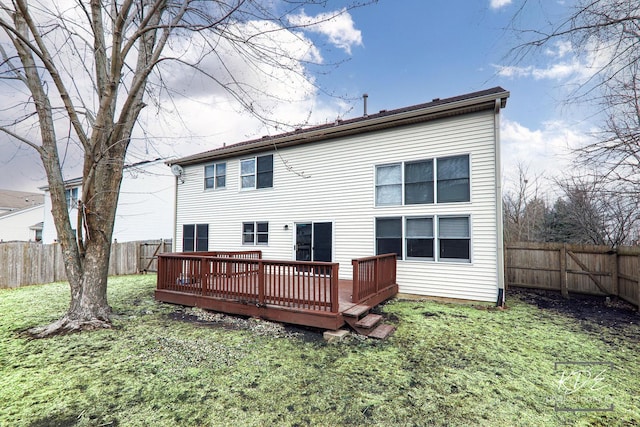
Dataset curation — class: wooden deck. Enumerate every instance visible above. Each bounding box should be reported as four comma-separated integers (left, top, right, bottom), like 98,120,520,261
155,251,398,331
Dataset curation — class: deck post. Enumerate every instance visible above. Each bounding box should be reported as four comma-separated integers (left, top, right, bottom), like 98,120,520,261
351,259,359,304
331,263,339,312
258,260,265,306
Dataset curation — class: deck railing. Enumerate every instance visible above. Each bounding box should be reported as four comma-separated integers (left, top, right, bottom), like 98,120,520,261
157,252,339,313
351,253,397,303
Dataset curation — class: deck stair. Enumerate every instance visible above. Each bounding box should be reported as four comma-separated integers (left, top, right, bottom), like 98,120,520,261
342,303,395,339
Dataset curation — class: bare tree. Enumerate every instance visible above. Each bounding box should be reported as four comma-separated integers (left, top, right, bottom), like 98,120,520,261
508,0,640,185
0,0,371,336
503,162,547,242
547,173,640,246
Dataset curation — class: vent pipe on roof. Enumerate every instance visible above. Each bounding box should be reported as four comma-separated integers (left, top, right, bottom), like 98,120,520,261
363,93,368,117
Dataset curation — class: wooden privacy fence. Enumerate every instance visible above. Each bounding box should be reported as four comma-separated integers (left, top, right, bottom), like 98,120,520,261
506,242,640,308
0,239,172,289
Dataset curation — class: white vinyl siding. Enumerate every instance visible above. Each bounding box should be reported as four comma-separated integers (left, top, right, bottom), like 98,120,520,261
175,110,500,302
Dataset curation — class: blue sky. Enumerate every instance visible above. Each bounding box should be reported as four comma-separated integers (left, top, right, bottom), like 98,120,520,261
1,0,590,193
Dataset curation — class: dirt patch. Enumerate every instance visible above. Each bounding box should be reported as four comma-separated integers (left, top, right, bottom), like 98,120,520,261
169,307,326,343
508,287,639,343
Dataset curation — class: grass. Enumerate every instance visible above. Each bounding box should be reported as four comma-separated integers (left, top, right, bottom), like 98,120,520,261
1,276,638,427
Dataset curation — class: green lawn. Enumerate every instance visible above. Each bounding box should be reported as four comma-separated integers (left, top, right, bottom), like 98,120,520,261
1,275,638,426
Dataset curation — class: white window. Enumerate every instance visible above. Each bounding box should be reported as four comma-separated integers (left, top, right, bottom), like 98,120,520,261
65,187,78,209
243,222,269,245
241,155,273,189
204,162,226,189
375,217,402,258
375,164,401,206
437,155,470,203
405,160,434,204
183,224,209,252
438,216,471,262
406,217,434,260
375,155,470,206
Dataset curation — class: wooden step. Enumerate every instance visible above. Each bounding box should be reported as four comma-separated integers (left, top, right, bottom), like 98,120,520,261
355,313,382,329
342,304,371,318
368,324,396,340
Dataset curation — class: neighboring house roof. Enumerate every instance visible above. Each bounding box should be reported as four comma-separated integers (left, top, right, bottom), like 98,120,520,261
170,86,510,166
39,158,166,191
0,189,44,217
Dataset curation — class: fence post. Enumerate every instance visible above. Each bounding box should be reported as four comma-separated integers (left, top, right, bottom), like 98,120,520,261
560,244,568,298
610,250,619,297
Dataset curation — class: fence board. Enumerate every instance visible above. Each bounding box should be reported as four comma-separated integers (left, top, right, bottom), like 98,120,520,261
0,239,172,289
506,242,639,308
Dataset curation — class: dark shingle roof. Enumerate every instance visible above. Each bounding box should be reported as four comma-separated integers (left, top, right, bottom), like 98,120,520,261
171,86,509,166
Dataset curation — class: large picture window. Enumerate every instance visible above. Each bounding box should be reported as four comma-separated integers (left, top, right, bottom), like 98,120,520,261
375,217,402,258
204,162,226,189
375,215,470,263
438,216,470,262
241,155,273,189
375,155,469,206
375,164,401,206
183,224,209,252
243,222,269,245
437,155,470,203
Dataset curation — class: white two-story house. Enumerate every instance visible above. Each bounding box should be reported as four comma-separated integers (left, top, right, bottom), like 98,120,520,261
169,87,509,303
41,159,175,244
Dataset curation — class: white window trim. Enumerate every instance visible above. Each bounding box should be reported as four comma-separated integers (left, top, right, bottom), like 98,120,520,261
204,162,226,191
436,215,472,263
373,154,472,208
374,214,472,264
242,221,269,246
239,154,274,191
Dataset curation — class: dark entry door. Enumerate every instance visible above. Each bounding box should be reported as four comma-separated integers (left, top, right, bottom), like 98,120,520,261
295,222,332,262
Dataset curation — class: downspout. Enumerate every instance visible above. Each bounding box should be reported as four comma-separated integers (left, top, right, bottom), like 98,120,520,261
173,173,179,252
494,99,506,307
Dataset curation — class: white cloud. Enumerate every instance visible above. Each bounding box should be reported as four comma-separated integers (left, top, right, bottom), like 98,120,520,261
490,0,512,10
288,8,363,54
493,59,585,81
0,11,353,192
544,40,572,58
500,117,593,193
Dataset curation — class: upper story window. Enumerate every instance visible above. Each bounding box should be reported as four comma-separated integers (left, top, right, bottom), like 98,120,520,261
240,154,273,189
65,187,78,209
375,164,401,206
375,155,469,206
405,160,434,204
437,155,470,203
204,162,226,190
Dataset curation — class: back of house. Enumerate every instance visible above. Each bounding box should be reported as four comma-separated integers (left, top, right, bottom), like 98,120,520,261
169,87,509,303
